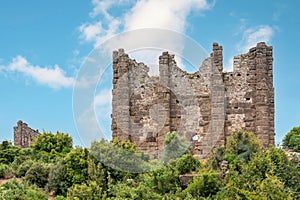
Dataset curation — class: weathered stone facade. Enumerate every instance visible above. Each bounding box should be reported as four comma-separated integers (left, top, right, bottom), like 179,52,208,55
14,120,39,148
111,42,274,159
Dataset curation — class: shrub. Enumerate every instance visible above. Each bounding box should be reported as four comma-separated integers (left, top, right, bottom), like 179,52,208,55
54,196,66,200
175,154,201,174
0,163,8,178
226,130,262,161
47,161,70,196
184,170,221,198
0,163,13,179
17,159,33,177
163,132,189,164
0,179,48,200
283,126,300,152
25,162,49,188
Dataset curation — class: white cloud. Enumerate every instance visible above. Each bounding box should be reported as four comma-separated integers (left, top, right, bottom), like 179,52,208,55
223,25,275,72
89,0,132,18
124,0,211,32
94,88,112,106
1,55,74,89
238,25,274,52
79,0,214,49
79,21,103,42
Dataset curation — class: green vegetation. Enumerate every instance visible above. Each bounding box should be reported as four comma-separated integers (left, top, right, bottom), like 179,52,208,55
0,129,299,199
283,126,300,152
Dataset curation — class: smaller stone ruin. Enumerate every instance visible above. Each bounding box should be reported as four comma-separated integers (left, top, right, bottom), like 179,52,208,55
14,120,39,148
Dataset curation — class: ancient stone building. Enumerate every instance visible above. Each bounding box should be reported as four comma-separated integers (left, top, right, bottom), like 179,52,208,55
111,42,274,159
14,120,40,148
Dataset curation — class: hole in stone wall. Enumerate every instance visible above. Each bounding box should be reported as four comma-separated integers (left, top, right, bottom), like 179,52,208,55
146,137,156,142
128,135,132,142
237,73,241,76
234,106,238,109
246,98,251,101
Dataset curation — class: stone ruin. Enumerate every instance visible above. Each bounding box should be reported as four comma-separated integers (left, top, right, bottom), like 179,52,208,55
111,42,274,159
14,120,40,148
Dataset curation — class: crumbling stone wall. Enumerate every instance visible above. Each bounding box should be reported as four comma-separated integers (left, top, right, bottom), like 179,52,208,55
14,120,39,148
111,42,274,159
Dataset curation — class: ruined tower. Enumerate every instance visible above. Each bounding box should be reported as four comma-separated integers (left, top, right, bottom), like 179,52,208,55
111,42,274,159
14,120,40,148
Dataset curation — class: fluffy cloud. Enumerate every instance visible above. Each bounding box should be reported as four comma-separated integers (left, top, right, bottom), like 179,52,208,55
94,88,112,106
124,0,211,31
1,55,74,89
238,25,274,52
224,25,274,72
79,0,214,47
79,21,103,42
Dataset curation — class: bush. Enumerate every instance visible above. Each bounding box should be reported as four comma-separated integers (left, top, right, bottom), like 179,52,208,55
283,126,300,152
0,163,13,179
0,141,20,164
0,163,8,178
17,159,33,177
184,170,221,198
25,162,49,188
163,132,189,164
144,165,181,194
226,130,262,161
0,179,48,200
111,181,162,199
66,181,105,200
175,154,201,174
54,196,66,200
47,161,70,196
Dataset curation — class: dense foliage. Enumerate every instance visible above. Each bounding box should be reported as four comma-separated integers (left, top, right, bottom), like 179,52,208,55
283,126,300,152
0,129,299,199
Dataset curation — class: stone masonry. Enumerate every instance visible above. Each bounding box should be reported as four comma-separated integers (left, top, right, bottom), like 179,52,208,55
111,42,274,159
14,120,40,148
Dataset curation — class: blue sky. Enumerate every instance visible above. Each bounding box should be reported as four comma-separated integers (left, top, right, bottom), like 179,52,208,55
0,0,299,146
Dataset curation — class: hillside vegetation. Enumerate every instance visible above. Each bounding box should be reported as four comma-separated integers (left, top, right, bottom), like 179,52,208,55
0,129,300,199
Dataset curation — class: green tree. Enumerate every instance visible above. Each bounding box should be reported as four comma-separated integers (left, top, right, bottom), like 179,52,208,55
217,150,293,199
66,181,106,200
31,132,73,162
0,179,48,200
175,153,201,174
0,163,8,178
110,181,162,200
208,146,226,170
24,162,49,188
162,132,189,164
0,140,20,164
143,163,180,195
64,147,89,185
16,159,33,177
268,146,300,197
47,161,70,196
226,130,262,162
283,126,300,152
184,170,221,198
90,139,151,177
